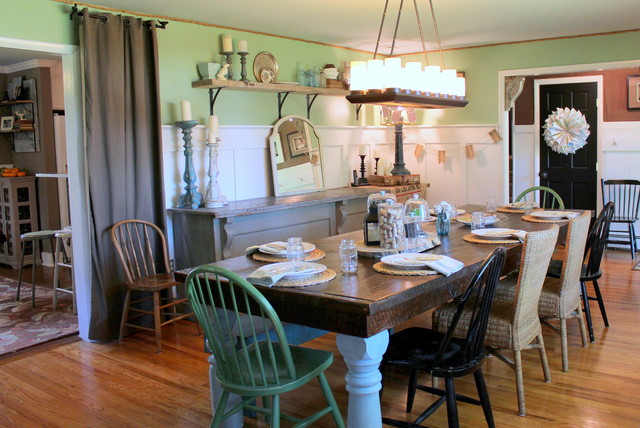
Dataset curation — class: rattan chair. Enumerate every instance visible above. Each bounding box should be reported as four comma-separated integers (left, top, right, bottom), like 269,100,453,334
547,202,614,343
515,186,564,209
433,226,559,416
185,265,344,428
381,247,506,428
601,179,640,259
111,219,197,353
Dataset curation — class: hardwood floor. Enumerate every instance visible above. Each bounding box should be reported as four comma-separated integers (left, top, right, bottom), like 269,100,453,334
1,250,639,427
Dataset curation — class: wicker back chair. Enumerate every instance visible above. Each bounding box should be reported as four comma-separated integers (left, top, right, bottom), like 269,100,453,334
433,226,559,416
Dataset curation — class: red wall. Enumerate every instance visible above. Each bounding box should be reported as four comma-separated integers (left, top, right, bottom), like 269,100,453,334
514,67,640,125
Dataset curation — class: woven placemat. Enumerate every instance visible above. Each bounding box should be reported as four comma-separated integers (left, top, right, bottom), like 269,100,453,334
272,268,336,288
252,248,326,263
463,234,520,244
497,206,543,214
521,214,570,223
373,262,437,276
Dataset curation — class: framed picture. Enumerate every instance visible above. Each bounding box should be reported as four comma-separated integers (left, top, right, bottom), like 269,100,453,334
287,132,308,157
0,116,14,132
627,75,640,110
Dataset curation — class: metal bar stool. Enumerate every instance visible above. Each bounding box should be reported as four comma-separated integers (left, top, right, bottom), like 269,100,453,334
52,228,75,313
15,230,58,308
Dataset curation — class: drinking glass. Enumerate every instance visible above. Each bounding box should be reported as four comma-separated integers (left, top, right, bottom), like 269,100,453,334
286,237,305,262
485,194,497,213
339,239,358,273
471,211,486,231
436,212,450,235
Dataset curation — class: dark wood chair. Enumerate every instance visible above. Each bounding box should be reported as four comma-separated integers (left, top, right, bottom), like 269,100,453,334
111,219,197,353
547,202,615,342
601,179,640,259
381,247,506,428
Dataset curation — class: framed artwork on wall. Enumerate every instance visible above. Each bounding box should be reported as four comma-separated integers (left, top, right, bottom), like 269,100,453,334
627,75,640,110
0,116,14,132
287,131,308,157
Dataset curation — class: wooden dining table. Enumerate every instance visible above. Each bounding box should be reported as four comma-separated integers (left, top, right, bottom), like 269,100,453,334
174,204,570,428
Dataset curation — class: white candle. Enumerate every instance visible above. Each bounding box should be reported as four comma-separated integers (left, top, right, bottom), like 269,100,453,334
209,115,219,134
180,100,192,121
359,144,367,156
221,35,233,52
238,40,248,53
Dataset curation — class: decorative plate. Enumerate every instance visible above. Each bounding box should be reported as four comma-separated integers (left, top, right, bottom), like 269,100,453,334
253,51,279,83
261,262,326,278
471,228,523,240
381,253,442,268
530,211,574,220
456,214,500,226
258,241,316,255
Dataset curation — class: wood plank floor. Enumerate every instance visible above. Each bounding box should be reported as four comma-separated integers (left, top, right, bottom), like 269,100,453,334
1,250,639,427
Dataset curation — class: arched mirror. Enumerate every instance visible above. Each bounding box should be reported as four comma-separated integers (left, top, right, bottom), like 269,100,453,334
268,115,325,197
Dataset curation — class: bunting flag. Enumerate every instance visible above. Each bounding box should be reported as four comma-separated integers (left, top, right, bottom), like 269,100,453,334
438,150,446,164
465,144,475,160
489,129,502,143
414,144,424,159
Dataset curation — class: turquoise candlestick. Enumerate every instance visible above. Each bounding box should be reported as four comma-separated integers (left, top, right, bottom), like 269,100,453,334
176,120,203,209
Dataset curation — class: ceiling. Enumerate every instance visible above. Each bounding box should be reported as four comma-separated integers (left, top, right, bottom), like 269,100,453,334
78,0,640,54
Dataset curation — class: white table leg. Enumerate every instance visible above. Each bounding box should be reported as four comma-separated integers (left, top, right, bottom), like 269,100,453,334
208,354,244,428
336,331,389,428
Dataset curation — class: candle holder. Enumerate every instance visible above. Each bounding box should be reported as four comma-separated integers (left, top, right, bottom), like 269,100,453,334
222,51,234,80
374,156,380,175
357,154,369,186
204,134,227,208
238,51,249,83
176,120,203,209
390,123,411,175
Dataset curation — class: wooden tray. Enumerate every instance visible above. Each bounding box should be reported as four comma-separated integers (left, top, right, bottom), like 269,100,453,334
357,233,441,258
368,174,421,186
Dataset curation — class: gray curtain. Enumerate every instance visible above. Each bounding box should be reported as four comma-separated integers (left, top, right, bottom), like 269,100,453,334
76,9,166,341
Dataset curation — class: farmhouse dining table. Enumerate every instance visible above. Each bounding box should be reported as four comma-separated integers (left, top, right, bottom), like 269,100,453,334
174,204,572,428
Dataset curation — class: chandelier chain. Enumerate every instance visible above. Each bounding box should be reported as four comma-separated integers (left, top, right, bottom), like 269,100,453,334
373,0,391,59
389,0,405,57
428,0,445,68
412,0,429,65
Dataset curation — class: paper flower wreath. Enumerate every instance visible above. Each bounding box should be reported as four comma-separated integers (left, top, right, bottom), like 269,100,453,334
543,107,590,155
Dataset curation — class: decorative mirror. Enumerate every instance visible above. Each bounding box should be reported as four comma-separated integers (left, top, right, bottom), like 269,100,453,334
268,114,325,197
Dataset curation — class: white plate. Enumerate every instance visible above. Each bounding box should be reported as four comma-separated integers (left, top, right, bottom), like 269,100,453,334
381,253,443,268
258,241,316,255
507,201,539,210
471,228,523,240
272,81,300,86
261,262,326,278
530,211,574,220
456,215,500,226
429,209,466,216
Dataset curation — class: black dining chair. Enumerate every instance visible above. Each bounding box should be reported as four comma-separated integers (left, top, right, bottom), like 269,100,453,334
547,202,614,343
601,179,640,259
380,247,506,428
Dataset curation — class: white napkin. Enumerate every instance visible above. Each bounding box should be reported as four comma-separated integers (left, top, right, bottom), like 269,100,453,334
512,230,527,242
422,256,465,277
245,241,288,256
561,212,580,219
246,263,317,287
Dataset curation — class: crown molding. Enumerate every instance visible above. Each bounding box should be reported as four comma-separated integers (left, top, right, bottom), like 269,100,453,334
0,59,60,74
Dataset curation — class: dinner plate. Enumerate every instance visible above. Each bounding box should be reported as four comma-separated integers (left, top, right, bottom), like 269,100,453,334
456,214,500,225
258,241,316,255
429,209,466,216
381,253,443,268
261,262,326,278
471,228,523,240
530,211,574,220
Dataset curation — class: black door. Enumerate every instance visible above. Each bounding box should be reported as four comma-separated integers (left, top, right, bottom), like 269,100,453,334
539,82,598,210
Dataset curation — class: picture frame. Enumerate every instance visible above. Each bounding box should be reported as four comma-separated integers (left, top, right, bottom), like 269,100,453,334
287,131,308,157
627,75,640,110
0,116,14,132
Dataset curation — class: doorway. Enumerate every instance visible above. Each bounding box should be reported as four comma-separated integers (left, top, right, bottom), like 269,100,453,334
538,82,598,210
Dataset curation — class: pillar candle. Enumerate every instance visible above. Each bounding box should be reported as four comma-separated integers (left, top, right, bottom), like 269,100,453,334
238,40,248,53
221,35,233,52
209,115,219,135
359,144,367,156
180,100,192,121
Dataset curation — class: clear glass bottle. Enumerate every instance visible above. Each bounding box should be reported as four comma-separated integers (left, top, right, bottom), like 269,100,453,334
286,237,305,262
378,201,404,249
297,62,307,86
339,239,358,273
364,191,397,246
436,212,450,235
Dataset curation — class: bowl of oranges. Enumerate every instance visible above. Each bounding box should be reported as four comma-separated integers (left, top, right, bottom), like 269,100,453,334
1,168,27,177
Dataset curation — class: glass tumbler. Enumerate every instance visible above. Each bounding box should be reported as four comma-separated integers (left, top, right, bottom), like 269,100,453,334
286,237,305,262
485,194,497,213
471,211,486,231
339,239,358,273
436,212,450,235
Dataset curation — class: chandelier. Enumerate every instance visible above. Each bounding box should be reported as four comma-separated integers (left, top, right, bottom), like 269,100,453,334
346,0,468,109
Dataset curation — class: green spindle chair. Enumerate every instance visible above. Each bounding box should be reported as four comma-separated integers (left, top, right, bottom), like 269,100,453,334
185,265,344,428
515,186,565,209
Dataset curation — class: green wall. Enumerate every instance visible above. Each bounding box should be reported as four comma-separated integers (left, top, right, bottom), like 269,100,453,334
3,1,640,126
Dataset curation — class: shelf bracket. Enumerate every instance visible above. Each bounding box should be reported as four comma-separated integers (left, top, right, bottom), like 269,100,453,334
306,94,319,119
355,104,363,121
277,92,291,119
208,88,223,115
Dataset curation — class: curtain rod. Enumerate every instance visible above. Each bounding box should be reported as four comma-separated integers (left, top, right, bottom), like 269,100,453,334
69,4,168,29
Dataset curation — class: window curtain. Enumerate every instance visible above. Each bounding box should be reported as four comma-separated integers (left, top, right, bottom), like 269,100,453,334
75,9,166,341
